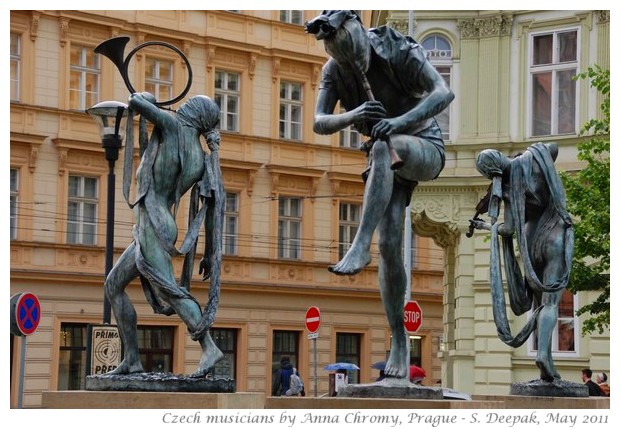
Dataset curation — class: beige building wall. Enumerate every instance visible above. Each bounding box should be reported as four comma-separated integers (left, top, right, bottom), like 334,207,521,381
10,10,445,408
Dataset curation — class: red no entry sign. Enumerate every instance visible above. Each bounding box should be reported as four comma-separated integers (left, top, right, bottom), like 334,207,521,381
11,292,41,336
404,300,423,333
305,306,321,333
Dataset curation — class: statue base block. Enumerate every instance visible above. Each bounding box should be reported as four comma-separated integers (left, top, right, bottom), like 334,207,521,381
510,379,588,397
337,378,443,399
42,390,263,409
85,372,235,393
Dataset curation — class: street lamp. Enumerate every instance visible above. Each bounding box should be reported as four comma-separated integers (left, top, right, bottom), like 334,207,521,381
86,100,128,324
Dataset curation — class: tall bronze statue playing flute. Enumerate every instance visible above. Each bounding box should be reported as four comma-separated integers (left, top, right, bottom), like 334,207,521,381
306,11,454,380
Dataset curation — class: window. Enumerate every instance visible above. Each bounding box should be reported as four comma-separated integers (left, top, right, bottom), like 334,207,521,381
529,29,578,137
223,192,239,255
279,10,303,25
409,335,422,367
10,169,18,240
421,35,452,140
338,202,360,259
215,70,240,132
70,44,100,110
212,328,238,379
339,108,362,148
272,330,299,371
67,175,98,245
336,333,361,384
10,33,20,101
530,289,577,354
279,81,303,141
278,197,302,259
137,326,174,373
145,58,173,102
58,323,87,390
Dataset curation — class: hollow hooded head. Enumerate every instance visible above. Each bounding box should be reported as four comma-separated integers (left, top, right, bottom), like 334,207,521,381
305,10,370,73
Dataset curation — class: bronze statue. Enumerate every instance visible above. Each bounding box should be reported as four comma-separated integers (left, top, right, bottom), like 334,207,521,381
104,91,225,378
470,142,574,382
306,10,454,379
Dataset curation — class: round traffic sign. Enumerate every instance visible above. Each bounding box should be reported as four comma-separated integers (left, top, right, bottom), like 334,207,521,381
11,292,41,336
305,306,321,333
404,300,422,333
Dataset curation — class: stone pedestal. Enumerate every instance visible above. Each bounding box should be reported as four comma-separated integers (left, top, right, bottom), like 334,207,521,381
509,379,588,397
41,391,264,409
337,378,443,399
85,372,235,393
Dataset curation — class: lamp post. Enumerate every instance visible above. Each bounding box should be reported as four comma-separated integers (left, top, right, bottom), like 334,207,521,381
86,101,128,324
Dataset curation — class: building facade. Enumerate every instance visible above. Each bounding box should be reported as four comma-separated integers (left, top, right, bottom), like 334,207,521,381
9,10,610,408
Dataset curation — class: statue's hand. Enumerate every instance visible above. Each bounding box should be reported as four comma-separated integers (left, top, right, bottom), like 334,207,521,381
470,219,491,231
370,117,405,141
353,101,387,123
205,130,221,151
198,257,211,281
138,92,156,104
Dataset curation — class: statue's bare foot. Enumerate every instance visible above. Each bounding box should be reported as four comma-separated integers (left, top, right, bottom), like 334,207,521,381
328,250,371,276
107,359,144,375
536,356,559,382
384,349,408,379
189,346,224,378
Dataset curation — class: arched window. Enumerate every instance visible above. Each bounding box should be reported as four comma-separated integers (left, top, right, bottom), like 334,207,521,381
421,34,452,141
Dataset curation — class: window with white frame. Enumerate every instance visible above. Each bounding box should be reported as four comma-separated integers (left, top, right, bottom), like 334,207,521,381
215,70,240,132
529,29,578,137
421,34,452,141
530,289,578,354
278,197,302,259
67,175,98,245
70,44,100,110
223,192,239,256
279,81,303,141
279,10,303,25
339,107,362,148
145,57,173,102
338,202,360,259
10,33,20,101
10,168,18,240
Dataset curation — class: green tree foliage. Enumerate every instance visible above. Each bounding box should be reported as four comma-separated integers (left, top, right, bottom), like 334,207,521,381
561,65,610,334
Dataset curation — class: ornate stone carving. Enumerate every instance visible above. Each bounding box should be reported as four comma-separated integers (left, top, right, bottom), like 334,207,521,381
30,11,40,42
457,19,478,39
272,57,280,83
28,147,38,173
59,16,70,47
458,14,513,39
411,211,459,248
249,53,257,80
596,10,610,24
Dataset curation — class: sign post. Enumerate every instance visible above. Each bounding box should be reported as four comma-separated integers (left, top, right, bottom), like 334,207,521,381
404,300,423,333
305,306,321,397
10,292,41,409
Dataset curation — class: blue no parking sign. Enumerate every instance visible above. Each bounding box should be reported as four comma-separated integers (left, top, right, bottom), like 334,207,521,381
10,292,41,336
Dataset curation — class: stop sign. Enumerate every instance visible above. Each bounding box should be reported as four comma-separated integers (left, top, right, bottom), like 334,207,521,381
305,306,321,333
404,300,422,333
